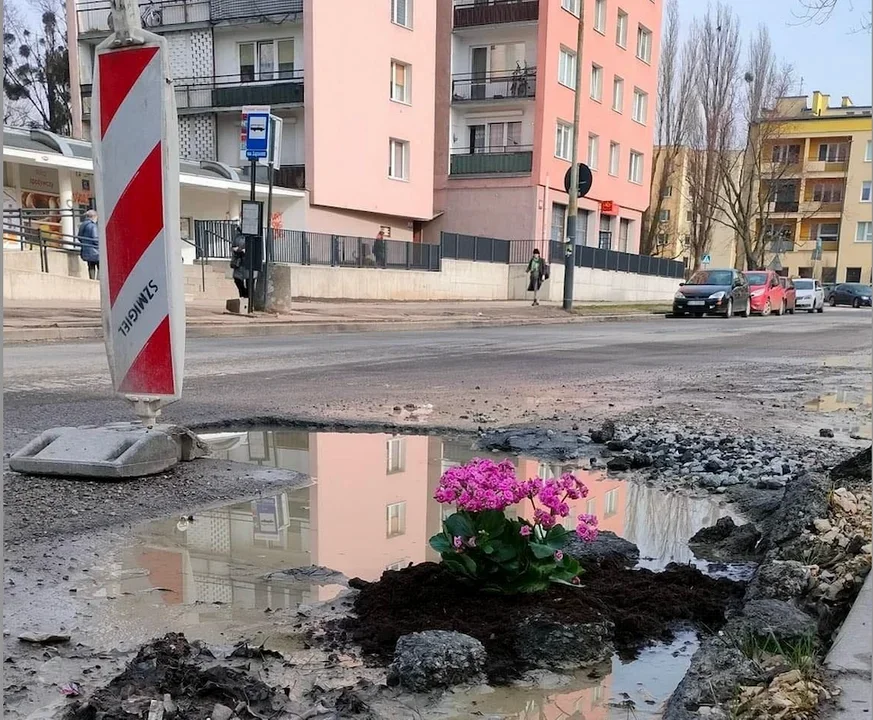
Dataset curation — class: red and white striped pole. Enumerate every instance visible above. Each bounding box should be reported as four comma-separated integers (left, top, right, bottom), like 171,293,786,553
92,0,185,425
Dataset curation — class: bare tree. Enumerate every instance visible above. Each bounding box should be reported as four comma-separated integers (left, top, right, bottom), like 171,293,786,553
640,0,696,257
3,0,72,134
793,0,871,31
683,2,741,271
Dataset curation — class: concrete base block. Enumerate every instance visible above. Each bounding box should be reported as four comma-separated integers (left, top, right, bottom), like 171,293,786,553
226,297,248,314
9,423,208,479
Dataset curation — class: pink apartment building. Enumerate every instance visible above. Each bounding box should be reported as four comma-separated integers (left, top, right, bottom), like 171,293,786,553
430,0,662,250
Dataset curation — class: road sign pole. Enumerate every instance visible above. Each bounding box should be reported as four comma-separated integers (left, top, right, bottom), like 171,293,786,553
92,0,185,425
563,7,585,311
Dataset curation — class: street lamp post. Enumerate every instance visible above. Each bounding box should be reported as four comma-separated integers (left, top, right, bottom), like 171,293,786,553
562,7,585,311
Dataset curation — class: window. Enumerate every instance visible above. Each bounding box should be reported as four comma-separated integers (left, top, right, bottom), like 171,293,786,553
386,502,407,537
861,181,872,202
686,210,693,222
590,64,603,101
586,498,596,515
598,214,612,249
619,218,631,252
604,488,619,517
772,144,800,164
487,121,521,151
628,150,643,184
391,0,411,28
866,140,872,162
558,47,577,88
594,0,607,33
856,221,872,242
587,133,599,169
815,222,840,241
846,268,862,282
616,10,628,47
561,0,580,16
661,185,673,198
632,88,648,123
551,203,567,242
555,121,573,160
812,182,843,203
636,25,652,63
387,436,406,473
388,138,409,180
821,267,837,283
238,39,295,82
798,266,813,279
612,76,624,112
390,60,410,103
818,142,849,162
659,209,670,222
657,233,669,247
608,142,620,176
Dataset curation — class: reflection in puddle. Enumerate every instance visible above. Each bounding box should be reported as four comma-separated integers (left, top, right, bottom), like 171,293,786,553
804,390,873,439
84,430,740,719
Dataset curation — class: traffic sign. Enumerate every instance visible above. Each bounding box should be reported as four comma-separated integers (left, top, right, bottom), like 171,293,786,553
92,10,185,414
702,254,712,265
563,163,594,198
245,111,271,160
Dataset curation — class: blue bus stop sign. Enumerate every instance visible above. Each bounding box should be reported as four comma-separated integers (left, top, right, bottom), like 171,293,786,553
245,112,270,160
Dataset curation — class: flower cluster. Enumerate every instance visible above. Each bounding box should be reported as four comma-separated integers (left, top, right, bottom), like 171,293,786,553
575,513,599,542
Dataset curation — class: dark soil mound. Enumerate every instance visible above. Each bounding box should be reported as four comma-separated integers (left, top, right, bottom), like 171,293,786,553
830,446,871,490
339,562,744,683
64,633,287,720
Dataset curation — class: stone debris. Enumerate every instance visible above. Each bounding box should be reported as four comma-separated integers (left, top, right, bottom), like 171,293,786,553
732,668,833,720
563,530,640,567
513,615,614,670
387,630,486,692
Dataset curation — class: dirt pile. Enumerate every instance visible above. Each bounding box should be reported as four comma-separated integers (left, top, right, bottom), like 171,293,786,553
63,633,292,720
336,561,744,683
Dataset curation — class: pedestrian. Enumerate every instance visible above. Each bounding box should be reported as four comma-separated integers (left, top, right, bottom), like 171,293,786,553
526,248,547,306
78,209,100,280
374,230,387,269
230,222,249,298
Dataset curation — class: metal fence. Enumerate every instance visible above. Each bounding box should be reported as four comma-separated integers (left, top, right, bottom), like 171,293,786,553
548,241,685,279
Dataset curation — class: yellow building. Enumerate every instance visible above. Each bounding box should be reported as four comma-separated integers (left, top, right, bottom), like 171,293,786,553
757,91,872,283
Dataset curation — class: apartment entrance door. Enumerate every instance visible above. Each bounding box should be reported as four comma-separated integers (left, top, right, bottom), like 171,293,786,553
471,47,487,100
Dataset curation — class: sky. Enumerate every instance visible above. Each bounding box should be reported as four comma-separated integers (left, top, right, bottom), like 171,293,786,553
675,0,872,106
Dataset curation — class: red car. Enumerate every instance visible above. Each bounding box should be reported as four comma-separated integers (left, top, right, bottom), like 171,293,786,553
744,270,786,316
778,276,797,315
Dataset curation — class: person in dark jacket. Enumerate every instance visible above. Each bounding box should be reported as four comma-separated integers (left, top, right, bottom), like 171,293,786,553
373,230,387,268
78,210,100,279
526,248,547,306
230,224,249,298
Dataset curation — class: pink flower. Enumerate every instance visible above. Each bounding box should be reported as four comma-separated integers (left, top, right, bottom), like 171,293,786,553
575,513,599,542
554,550,564,561
453,536,464,549
571,576,581,585
519,525,532,537
467,536,477,548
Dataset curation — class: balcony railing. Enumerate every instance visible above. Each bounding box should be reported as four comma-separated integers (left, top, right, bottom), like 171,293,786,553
453,0,539,28
798,236,840,252
450,146,533,175
174,72,304,110
806,159,849,173
210,0,301,23
76,0,209,34
451,68,536,102
770,200,800,213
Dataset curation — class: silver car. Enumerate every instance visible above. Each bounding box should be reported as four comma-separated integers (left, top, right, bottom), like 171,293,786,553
793,278,824,313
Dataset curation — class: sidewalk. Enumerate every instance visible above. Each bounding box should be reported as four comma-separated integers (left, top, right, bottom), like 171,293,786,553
2,299,670,343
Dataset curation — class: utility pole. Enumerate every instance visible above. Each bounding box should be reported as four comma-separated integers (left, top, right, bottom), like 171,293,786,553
563,6,585,311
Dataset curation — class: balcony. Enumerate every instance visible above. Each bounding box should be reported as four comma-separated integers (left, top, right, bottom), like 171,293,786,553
798,236,840,253
805,159,849,173
451,68,536,102
76,0,209,35
799,200,843,214
769,200,800,213
210,0,301,23
453,0,539,29
174,72,304,112
449,146,533,176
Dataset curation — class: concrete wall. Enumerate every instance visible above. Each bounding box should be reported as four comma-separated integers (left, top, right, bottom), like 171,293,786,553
537,262,679,303
4,268,100,302
3,248,89,278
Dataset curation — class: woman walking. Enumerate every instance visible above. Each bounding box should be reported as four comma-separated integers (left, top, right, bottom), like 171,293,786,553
526,248,547,306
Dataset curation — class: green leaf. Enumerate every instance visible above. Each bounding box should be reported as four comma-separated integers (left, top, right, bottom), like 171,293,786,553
546,525,571,549
476,510,507,537
458,552,478,576
429,533,453,554
529,542,557,560
444,512,476,539
442,553,473,578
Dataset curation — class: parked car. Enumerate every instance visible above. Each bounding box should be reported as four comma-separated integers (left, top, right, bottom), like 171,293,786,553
828,283,873,308
673,268,751,318
778,276,797,315
793,278,825,313
744,270,786,316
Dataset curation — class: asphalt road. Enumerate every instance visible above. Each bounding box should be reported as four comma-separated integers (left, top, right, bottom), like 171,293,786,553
4,309,871,453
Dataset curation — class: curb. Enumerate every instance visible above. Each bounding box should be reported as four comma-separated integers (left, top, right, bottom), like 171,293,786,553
3,311,662,344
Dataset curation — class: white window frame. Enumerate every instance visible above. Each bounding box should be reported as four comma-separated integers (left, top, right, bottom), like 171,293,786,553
555,121,573,161
632,87,648,124
594,0,607,34
388,138,409,180
391,0,412,29
387,436,406,473
612,75,624,113
616,9,628,48
558,47,577,89
609,141,620,176
866,139,872,162
856,221,873,243
862,181,872,202
587,133,599,169
386,502,407,537
659,208,670,222
238,38,295,82
629,150,644,184
604,488,618,517
390,60,411,104
590,64,603,102
636,25,652,64
561,0,580,16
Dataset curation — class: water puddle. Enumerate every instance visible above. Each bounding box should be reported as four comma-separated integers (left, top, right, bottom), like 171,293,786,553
65,430,747,718
804,390,873,439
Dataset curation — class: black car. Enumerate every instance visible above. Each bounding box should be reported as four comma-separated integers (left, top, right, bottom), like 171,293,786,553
828,283,873,307
673,268,751,318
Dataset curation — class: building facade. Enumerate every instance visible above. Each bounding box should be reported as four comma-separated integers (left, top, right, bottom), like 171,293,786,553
757,91,872,284
429,0,662,251
69,0,436,240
